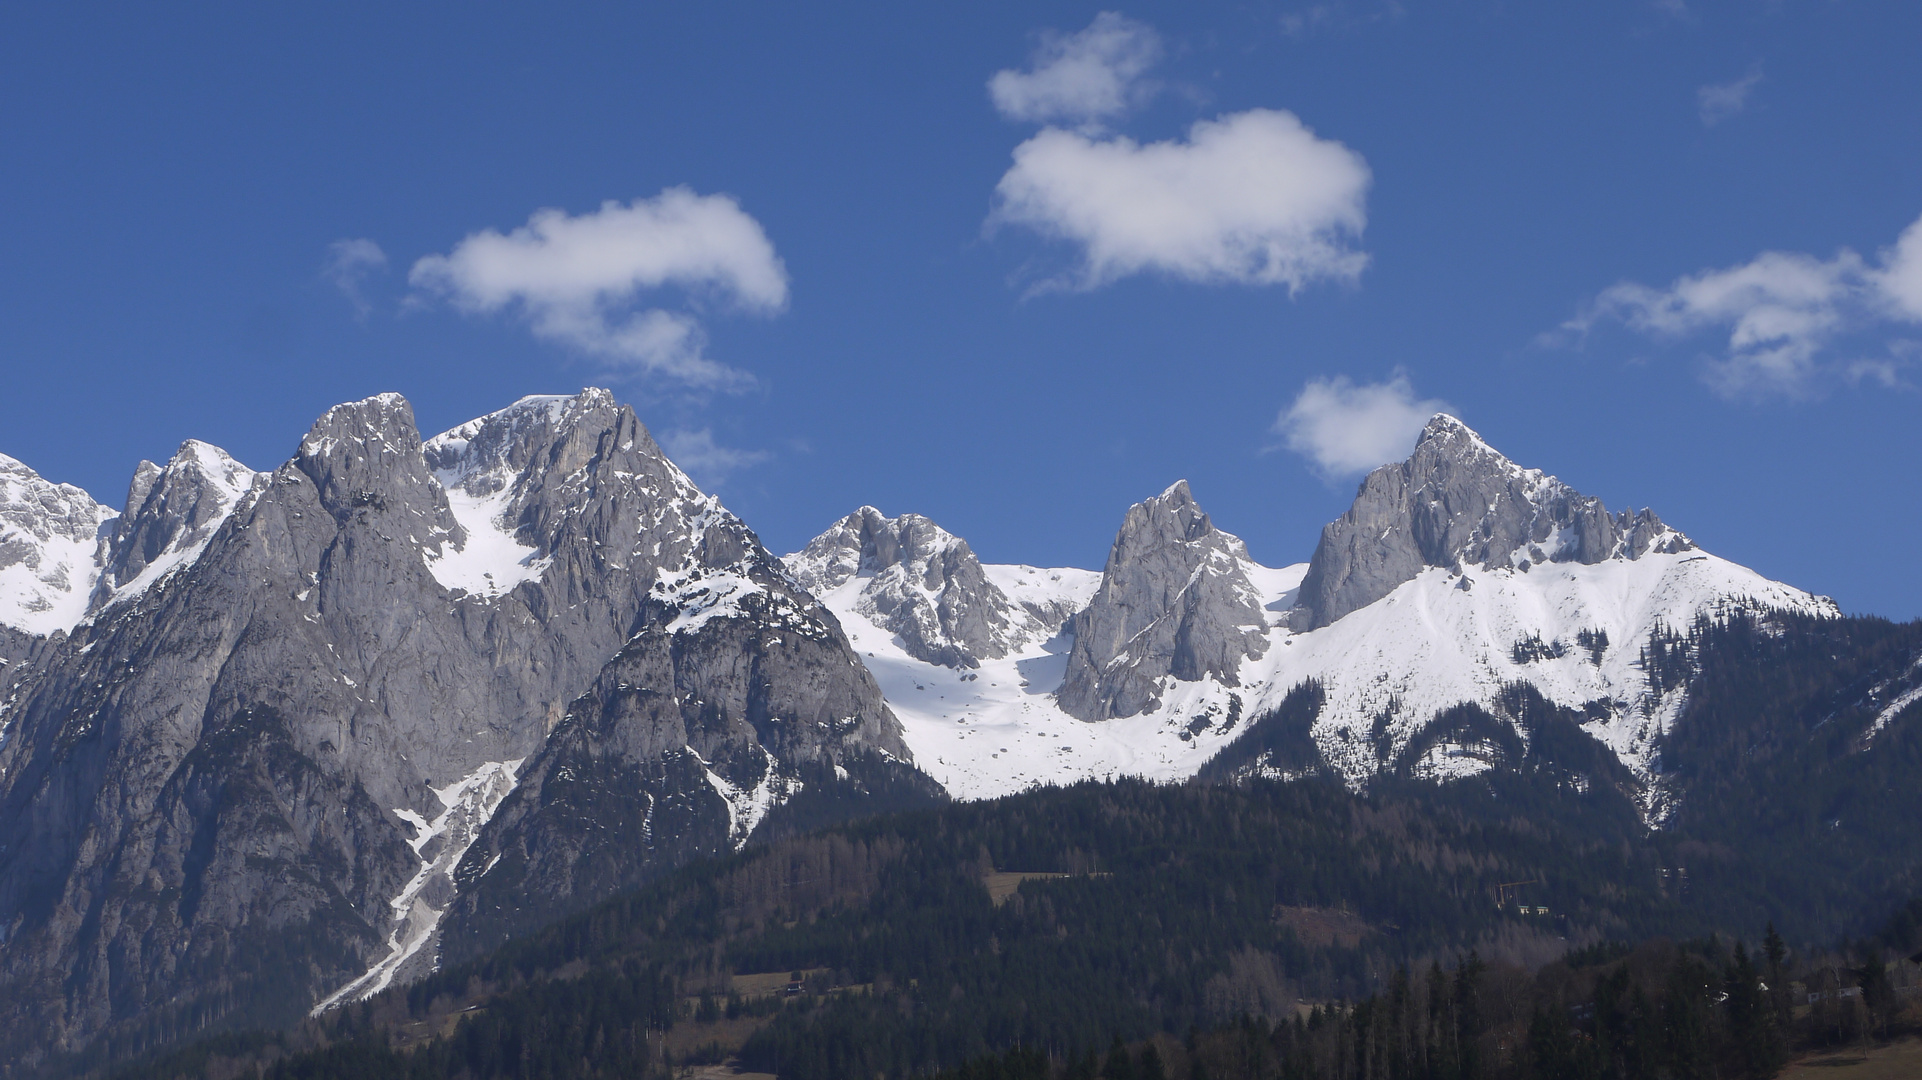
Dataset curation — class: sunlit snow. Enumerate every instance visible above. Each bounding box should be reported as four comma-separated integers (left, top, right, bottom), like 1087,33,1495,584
0,451,113,636
420,396,569,597
815,548,1835,804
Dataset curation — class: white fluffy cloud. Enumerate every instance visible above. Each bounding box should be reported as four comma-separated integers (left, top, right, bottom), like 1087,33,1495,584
991,109,1371,292
410,189,787,390
1697,69,1761,126
658,428,771,488
1878,214,1922,321
1274,373,1452,477
325,238,387,319
1571,211,1922,397
988,12,1161,128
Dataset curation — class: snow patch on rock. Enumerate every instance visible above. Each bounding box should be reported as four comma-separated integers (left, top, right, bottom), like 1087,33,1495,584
698,744,800,849
0,453,114,636
313,758,523,1013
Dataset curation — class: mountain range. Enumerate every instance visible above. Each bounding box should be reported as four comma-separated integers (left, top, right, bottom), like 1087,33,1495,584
0,390,1915,1074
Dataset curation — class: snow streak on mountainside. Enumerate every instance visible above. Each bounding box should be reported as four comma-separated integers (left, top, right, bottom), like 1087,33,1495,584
313,758,524,1013
792,417,1836,805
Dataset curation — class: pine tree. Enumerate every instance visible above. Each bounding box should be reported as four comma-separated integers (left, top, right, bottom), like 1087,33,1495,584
1136,1044,1167,1080
1102,1037,1135,1080
1722,941,1781,1079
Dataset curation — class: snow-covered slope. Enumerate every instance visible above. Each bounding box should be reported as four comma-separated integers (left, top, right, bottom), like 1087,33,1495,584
786,507,1074,669
420,394,570,596
792,417,1837,806
0,440,262,640
813,542,1829,803
0,454,114,637
803,561,1104,798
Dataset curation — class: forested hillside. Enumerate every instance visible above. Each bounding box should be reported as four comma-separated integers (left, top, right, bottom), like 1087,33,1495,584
103,774,1693,1080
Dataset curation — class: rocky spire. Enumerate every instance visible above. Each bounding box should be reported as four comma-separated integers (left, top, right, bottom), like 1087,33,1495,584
1056,481,1270,720
1290,414,1692,631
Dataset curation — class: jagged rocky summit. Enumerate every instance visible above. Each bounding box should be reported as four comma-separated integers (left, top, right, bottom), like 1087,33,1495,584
1056,481,1270,721
1291,414,1692,631
785,506,1075,669
0,390,933,1070
793,414,1838,806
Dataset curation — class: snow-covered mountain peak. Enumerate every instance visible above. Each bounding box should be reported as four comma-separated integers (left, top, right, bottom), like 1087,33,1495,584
419,387,732,601
1292,418,1695,630
422,391,624,490
782,505,887,595
91,440,259,613
784,507,1063,669
0,453,115,636
297,392,419,461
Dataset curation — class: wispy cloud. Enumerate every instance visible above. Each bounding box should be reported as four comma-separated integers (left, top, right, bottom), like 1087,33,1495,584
658,427,771,488
988,12,1162,130
1274,372,1452,478
1563,212,1922,398
324,238,387,320
1278,1,1407,38
990,109,1371,293
410,188,787,391
1697,67,1761,127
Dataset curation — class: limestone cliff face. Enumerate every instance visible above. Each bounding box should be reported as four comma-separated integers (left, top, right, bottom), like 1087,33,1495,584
0,390,927,1070
1056,482,1269,721
1290,415,1692,631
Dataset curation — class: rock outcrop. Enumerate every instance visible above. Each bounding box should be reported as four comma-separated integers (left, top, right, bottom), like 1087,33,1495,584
1291,415,1693,631
1056,482,1270,721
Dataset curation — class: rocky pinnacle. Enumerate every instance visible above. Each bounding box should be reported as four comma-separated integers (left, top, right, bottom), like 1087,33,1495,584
1056,481,1270,721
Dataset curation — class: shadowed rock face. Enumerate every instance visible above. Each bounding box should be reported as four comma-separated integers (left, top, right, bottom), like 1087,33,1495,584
0,390,922,1070
785,507,1054,669
1056,482,1269,721
441,563,940,961
1290,415,1692,632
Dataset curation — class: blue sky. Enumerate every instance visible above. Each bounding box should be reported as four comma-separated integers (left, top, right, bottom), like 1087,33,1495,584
3,1,1919,617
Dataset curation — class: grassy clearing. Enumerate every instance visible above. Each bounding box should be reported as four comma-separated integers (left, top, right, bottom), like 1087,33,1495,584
1782,1037,1922,1078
